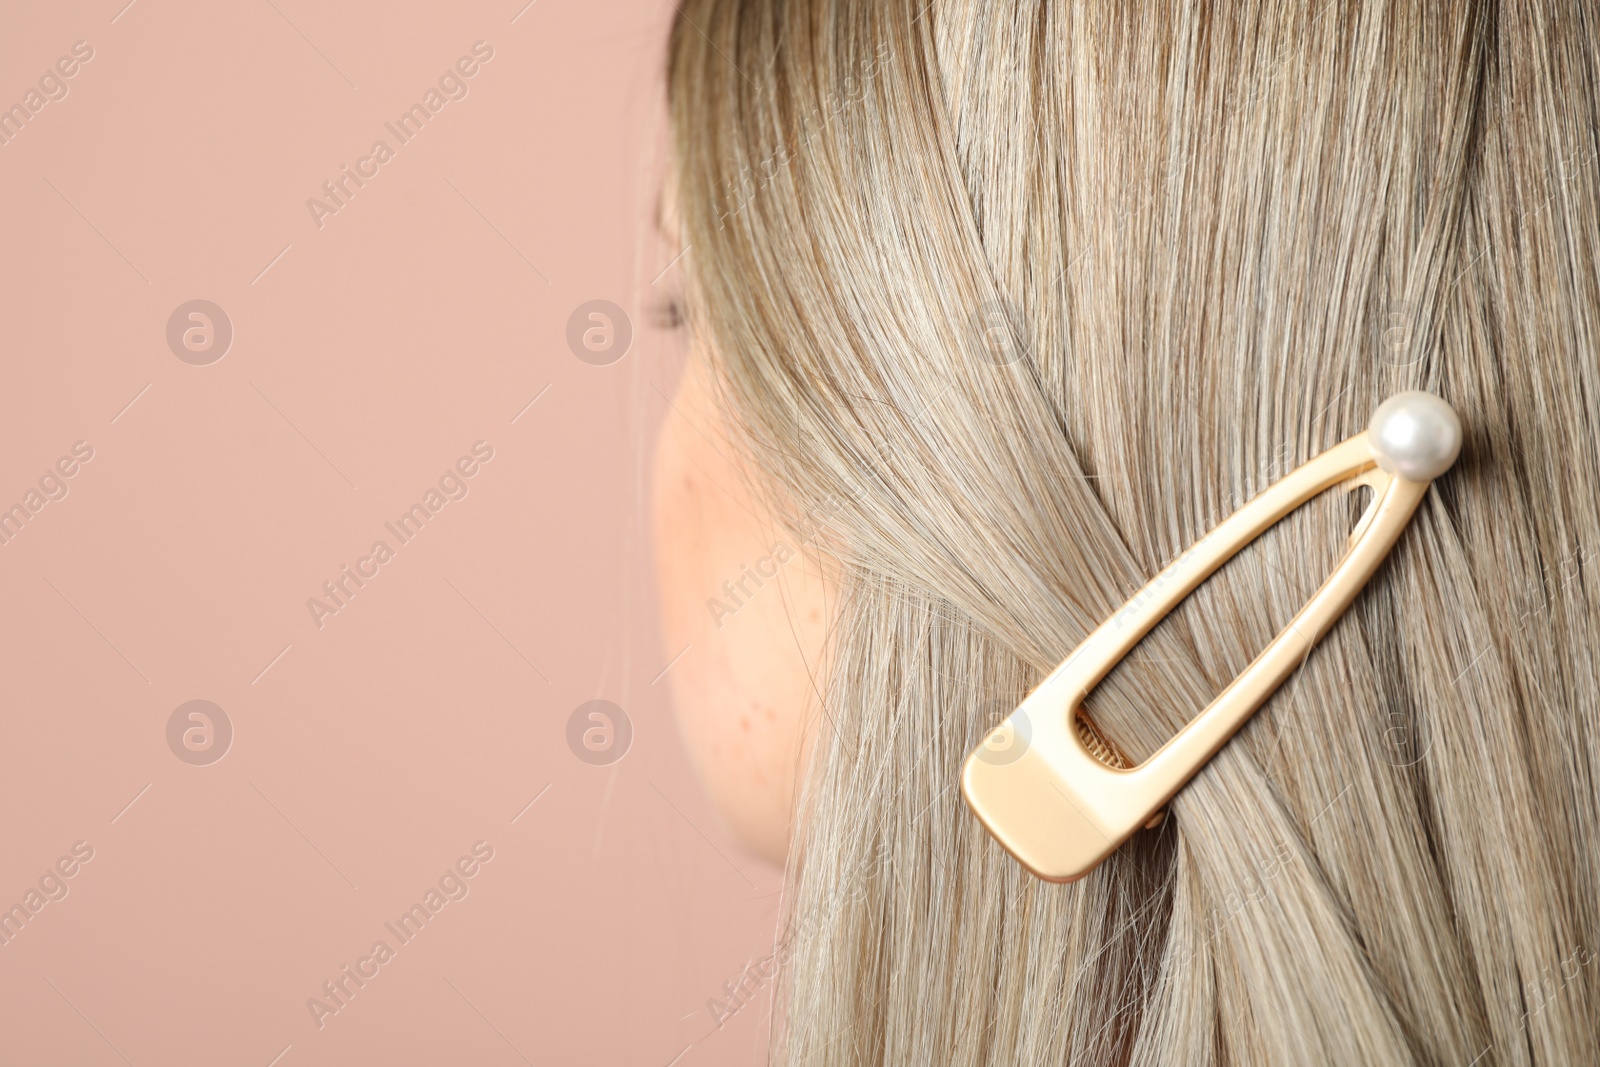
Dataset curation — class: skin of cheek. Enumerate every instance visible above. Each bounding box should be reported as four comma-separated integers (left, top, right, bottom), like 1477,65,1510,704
651,348,835,865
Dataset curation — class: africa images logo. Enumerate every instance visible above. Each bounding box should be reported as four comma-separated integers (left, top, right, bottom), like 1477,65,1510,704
305,441,495,629
0,40,94,149
0,441,94,549
305,841,495,1030
305,41,495,230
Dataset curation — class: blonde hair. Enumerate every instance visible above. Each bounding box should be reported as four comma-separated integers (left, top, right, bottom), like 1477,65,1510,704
667,1,1600,1062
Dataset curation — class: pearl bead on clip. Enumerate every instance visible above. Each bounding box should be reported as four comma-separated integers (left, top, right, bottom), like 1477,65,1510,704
961,391,1461,882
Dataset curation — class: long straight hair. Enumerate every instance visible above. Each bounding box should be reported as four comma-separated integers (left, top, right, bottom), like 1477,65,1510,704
667,1,1600,1062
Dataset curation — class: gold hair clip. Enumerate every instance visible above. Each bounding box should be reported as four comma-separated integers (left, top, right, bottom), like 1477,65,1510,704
962,392,1462,882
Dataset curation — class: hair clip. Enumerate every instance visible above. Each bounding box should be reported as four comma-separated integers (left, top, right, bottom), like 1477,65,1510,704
962,392,1462,882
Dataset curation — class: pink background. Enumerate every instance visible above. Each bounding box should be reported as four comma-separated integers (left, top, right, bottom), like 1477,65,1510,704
0,1,781,1063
